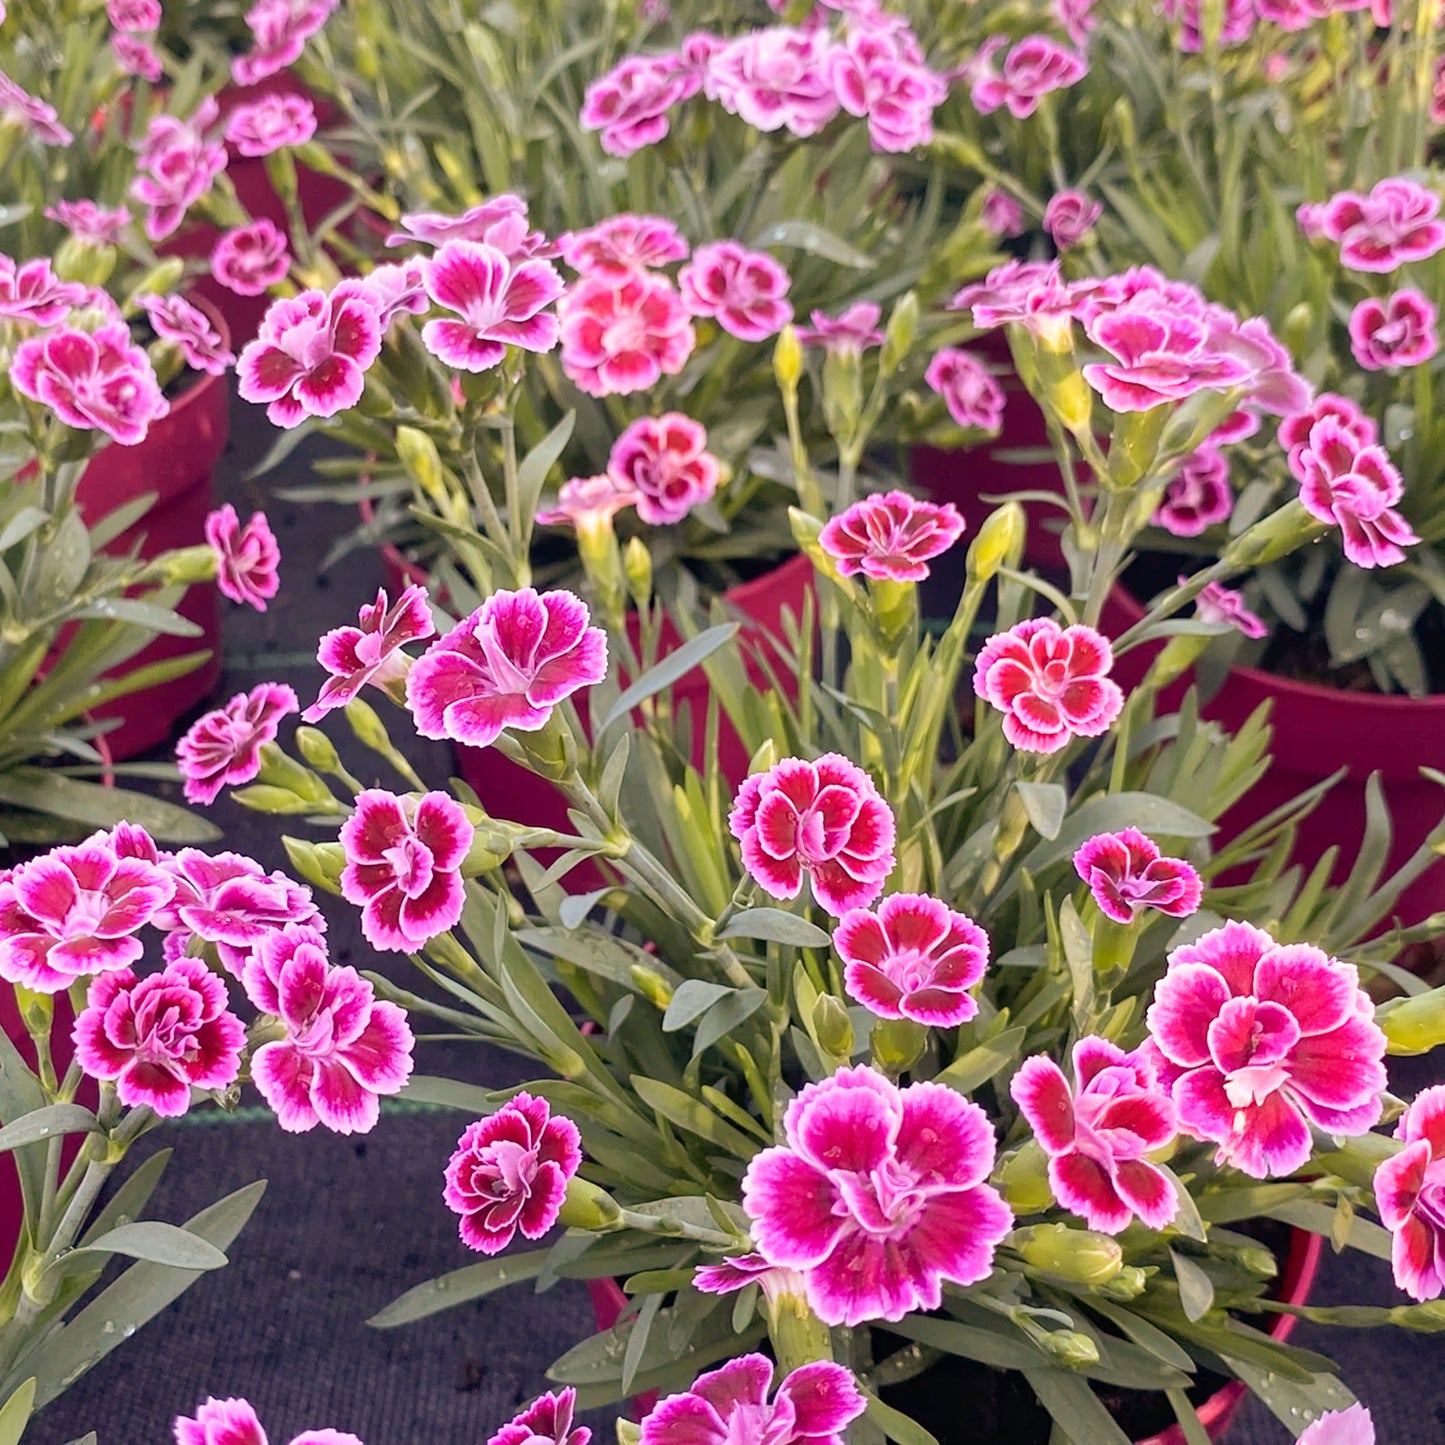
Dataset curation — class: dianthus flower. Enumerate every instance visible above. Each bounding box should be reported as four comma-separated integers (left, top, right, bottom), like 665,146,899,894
223,92,317,157
1321,178,1445,273
924,347,1005,431
1348,289,1438,370
558,215,690,279
558,272,695,396
107,0,161,31
980,188,1025,239
140,293,235,375
1376,1086,1445,1301
232,0,338,87
352,260,428,330
420,241,564,372
1161,0,1256,50
211,220,290,297
1044,189,1102,251
0,255,89,326
489,1391,590,1445
175,683,298,805
794,301,884,354
129,99,226,242
304,585,435,723
580,54,692,157
1074,828,1202,924
1277,393,1375,469
534,474,641,535
819,490,964,582
0,70,73,146
44,200,132,246
709,27,841,137
950,258,1081,339
205,505,280,612
388,195,539,251
111,34,163,82
1153,445,1234,537
607,413,720,524
678,240,793,342
970,35,1087,119
1193,579,1267,640
1298,1407,1375,1445
175,1394,364,1445
831,27,947,152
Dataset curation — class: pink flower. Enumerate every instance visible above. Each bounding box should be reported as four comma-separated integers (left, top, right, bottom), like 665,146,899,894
232,0,338,87
639,1356,865,1445
980,188,1025,239
11,323,168,447
175,1395,363,1445
558,215,689,280
607,413,720,525
1278,392,1375,469
1011,1038,1180,1234
304,585,435,722
387,196,548,256
223,93,317,157
558,272,695,396
1161,0,1256,49
1044,189,1102,251
0,70,73,145
728,754,896,915
535,473,641,534
1376,1086,1445,1301
130,101,227,242
819,489,964,583
1193,580,1268,640
107,0,161,31
1290,416,1420,568
339,790,471,953
489,1391,590,1445
974,617,1124,754
205,505,281,612
211,220,290,297
951,258,1082,337
419,241,564,372
0,841,175,993
970,36,1086,120
1074,828,1203,925
1055,0,1098,46
678,240,793,342
1322,179,1445,273
831,28,947,153
407,588,608,748
795,301,884,354
44,200,132,246
112,34,164,83
1348,289,1438,370
692,1252,806,1302
580,54,691,157
924,347,1005,431
74,958,245,1117
1297,201,1330,241
0,255,90,326
1298,1407,1375,1445
352,260,428,330
175,683,298,806
742,1065,1012,1325
444,1094,581,1253
242,924,414,1134
834,893,988,1027
1146,920,1387,1178
141,293,235,375
1153,445,1233,537
709,28,842,137
237,286,383,427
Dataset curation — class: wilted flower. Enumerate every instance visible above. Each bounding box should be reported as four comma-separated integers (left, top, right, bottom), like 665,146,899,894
304,585,435,722
1153,446,1233,537
1074,829,1203,925
1375,1086,1445,1301
678,240,793,342
141,294,236,375
558,272,695,396
1193,579,1268,639
211,220,290,297
819,490,964,582
1321,178,1445,273
420,241,565,372
175,682,298,806
223,92,318,157
12,323,168,446
205,505,281,612
607,413,720,525
924,347,1006,431
1348,289,1438,370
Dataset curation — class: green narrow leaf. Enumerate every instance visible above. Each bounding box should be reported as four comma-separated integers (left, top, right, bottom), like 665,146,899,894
1021,1367,1132,1445
692,989,769,1058
632,1077,760,1159
1165,1388,1212,1445
0,1105,100,1155
862,1389,941,1445
599,623,740,733
71,1222,227,1271
0,1378,35,1445
400,1076,499,1113
717,908,831,947
1170,1249,1216,1323
517,411,577,521
1015,782,1068,841
621,1290,661,1395
662,980,734,1033
935,1026,1027,1096
369,1250,550,1327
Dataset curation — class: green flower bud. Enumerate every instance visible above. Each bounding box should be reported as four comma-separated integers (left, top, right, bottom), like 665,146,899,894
879,291,919,377
396,425,451,510
1389,1299,1445,1332
1221,499,1327,569
283,836,346,895
997,1140,1055,1213
54,236,117,288
1041,1330,1100,1370
230,784,323,815
1379,986,1445,1056
462,826,512,877
872,1018,926,1074
617,1423,642,1445
630,964,675,1010
622,536,653,608
14,984,52,1041
773,325,804,392
257,742,336,804
123,257,185,308
146,544,217,587
346,697,396,755
1096,1265,1151,1301
1015,1223,1124,1285
966,502,1026,583
295,726,345,777
812,994,855,1058
556,1175,622,1232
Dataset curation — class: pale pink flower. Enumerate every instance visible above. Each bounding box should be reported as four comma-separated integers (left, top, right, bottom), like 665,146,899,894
1153,445,1233,537
419,241,564,372
1278,392,1375,469
74,959,245,1117
835,893,988,1027
980,188,1025,239
1321,178,1445,273
678,240,793,342
130,99,227,242
353,260,428,330
140,293,235,375
12,323,168,447
387,196,552,259
243,925,413,1135
211,220,290,297
1012,1038,1179,1234
339,790,471,953
304,585,435,723
639,1356,865,1445
974,617,1124,754
819,489,964,582
223,93,317,157
709,27,842,136
558,215,689,280
831,27,947,153
0,70,73,145
1044,189,1102,251
44,200,132,246
1146,921,1387,1178
924,347,1005,431
580,54,691,157
742,1065,1012,1326
1297,201,1330,240
557,272,695,396
728,754,895,916
0,255,89,326
970,35,1086,120
444,1094,581,1253
175,1395,363,1445
232,0,338,87
607,413,720,525
1055,0,1097,46
795,301,883,354
407,588,608,748
1348,289,1438,370
1376,1086,1445,1301
107,0,161,31
0,841,175,993
175,682,298,806
112,34,164,83
535,474,641,534
205,505,281,612
1298,1407,1375,1445
489,1392,590,1445
1074,828,1203,925
1161,0,1256,49
1193,579,1268,640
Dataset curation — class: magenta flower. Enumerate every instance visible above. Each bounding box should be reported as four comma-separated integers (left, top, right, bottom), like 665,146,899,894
0,255,90,326
352,260,428,330
243,924,414,1135
0,70,73,146
212,220,290,297
607,413,720,525
728,754,895,916
710,27,842,137
0,841,175,993
924,347,1005,432
339,789,471,953
232,0,338,87
1376,1086,1445,1301
819,489,964,583
981,188,1025,239
407,588,607,748
74,959,245,1117
1074,828,1203,925
1044,189,1102,251
970,36,1086,120
640,1356,865,1445
974,618,1124,755
1011,1038,1179,1234
420,241,564,372
175,683,298,806
1290,416,1419,568
111,34,163,82
795,301,885,354
834,893,988,1027
1056,0,1098,46
678,240,793,342
490,1391,590,1445
1298,1407,1375,1445
130,101,227,242
205,505,281,612
44,200,132,246
444,1094,582,1253
1348,289,1438,370
580,54,692,157
223,93,318,157
140,294,235,376
1278,392,1375,468
387,195,543,254
1153,445,1233,537
535,473,641,535
1321,178,1445,273
558,271,695,397
175,1394,362,1445
1161,0,1256,49
1146,921,1387,1178
107,0,161,30
1193,579,1268,640
237,287,383,427
742,1065,1012,1325
692,1252,806,1302
951,258,1082,337
831,28,947,153
304,584,435,723
558,215,689,280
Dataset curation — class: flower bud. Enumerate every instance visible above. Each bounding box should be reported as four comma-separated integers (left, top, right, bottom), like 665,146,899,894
812,994,855,1059
145,544,217,587
295,726,345,777
1379,987,1445,1056
1280,302,1313,360
871,1018,926,1074
1040,1331,1100,1370
556,1175,623,1232
1096,1265,1150,1301
821,348,864,450
14,984,52,1042
461,824,512,876
1235,1246,1279,1281
1106,405,1170,491
630,963,675,1010
879,291,919,378
773,324,804,392
1221,499,1327,569
395,425,451,511
230,784,323,815
123,257,185,309
257,742,336,804
345,697,396,755
54,236,117,288
617,1423,642,1445
966,502,1026,583
1389,1299,1445,1332
997,1140,1054,1213
283,836,346,895
1015,1223,1123,1285
622,536,653,608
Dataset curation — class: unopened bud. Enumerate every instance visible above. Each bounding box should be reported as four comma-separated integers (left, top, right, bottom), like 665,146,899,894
147,544,217,587
812,994,855,1058
1016,1223,1123,1285
231,784,322,815
295,726,345,777
966,502,1026,583
821,347,863,447
462,826,512,876
257,742,335,804
617,1423,642,1445
1097,1265,1150,1301
1389,1299,1445,1332
346,697,396,755
283,836,346,895
871,1018,926,1074
1280,301,1313,360
773,325,803,391
1041,1330,1100,1370
1235,1246,1279,1281
879,291,919,377
1221,499,1326,569
1107,405,1170,491
124,257,185,309
396,425,450,510
14,984,52,1041
1379,986,1445,1056
556,1175,623,1232
54,236,117,287
997,1140,1055,1213
630,964,675,1010
622,537,653,607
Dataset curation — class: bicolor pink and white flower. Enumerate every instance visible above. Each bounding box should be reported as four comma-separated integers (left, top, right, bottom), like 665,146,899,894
140,293,235,375
205,505,280,612
795,301,884,354
580,54,692,157
831,27,947,153
678,240,793,342
1146,921,1387,1178
223,92,318,157
1375,1086,1445,1301
1278,392,1375,469
1153,446,1233,537
44,201,132,246
819,490,964,583
387,196,547,256
1348,289,1438,370
352,260,428,330
1074,828,1202,926
558,215,689,280
974,618,1124,754
951,258,1081,337
420,241,564,372
175,682,298,806
107,0,161,31
534,474,641,535
970,36,1087,120
304,585,435,722
444,1094,581,1254
1161,0,1256,50
1321,178,1445,273
0,70,73,145
0,255,90,327
407,588,607,748
232,0,338,87
834,893,988,1027
489,1391,590,1445
74,958,245,1117
211,220,290,297
1297,1406,1375,1445
111,34,164,82
1193,579,1268,640
729,754,895,915
692,1252,807,1303
1012,1037,1179,1233
742,1065,1012,1325
339,790,471,953
558,272,695,396
175,1394,363,1445
1044,190,1102,251
607,413,720,525
130,99,227,242
925,348,1005,432
709,27,841,137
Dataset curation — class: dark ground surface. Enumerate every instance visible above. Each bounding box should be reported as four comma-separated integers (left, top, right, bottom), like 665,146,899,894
31,391,1445,1442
